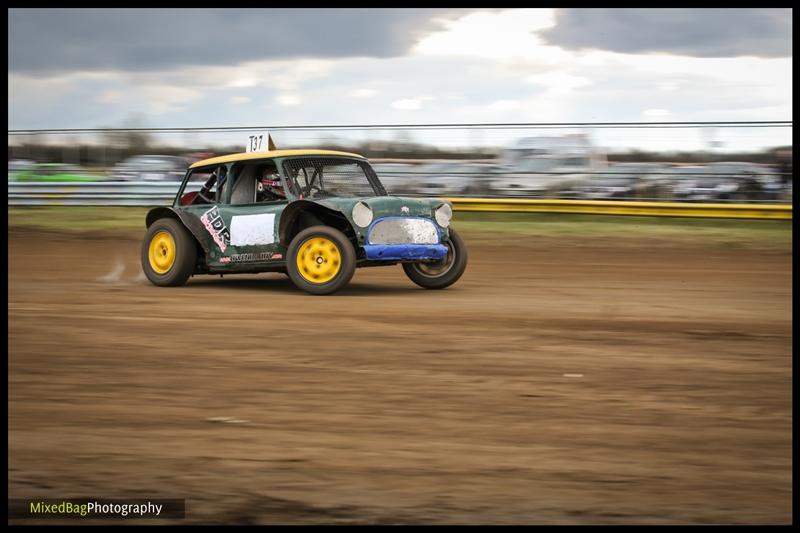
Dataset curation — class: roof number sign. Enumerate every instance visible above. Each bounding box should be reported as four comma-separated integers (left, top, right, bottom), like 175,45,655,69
246,133,268,153
246,133,277,153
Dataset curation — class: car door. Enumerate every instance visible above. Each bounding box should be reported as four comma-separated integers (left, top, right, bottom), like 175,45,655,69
178,165,230,264
210,161,288,269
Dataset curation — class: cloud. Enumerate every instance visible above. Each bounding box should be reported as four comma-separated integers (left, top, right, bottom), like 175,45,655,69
391,97,433,110
525,72,592,94
414,8,568,64
96,90,124,104
276,94,301,106
8,8,466,74
542,9,792,58
138,85,205,115
350,88,378,98
7,9,791,152
227,78,259,89
487,100,521,111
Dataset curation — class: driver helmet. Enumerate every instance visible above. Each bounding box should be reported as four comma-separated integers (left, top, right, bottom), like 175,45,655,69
259,170,285,198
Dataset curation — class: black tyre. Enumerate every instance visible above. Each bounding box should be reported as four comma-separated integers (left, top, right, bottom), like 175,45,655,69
286,226,356,295
141,218,197,287
402,227,468,290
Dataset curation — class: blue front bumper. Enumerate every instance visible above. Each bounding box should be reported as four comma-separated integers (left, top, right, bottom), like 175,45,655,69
363,244,448,261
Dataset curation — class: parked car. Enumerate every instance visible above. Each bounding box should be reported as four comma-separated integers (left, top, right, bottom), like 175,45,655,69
489,157,592,198
14,163,103,182
669,166,741,202
412,162,490,197
371,163,418,195
499,134,606,169
556,162,674,200
142,149,468,295
111,155,188,181
8,159,36,181
703,162,783,201
560,173,641,200
601,163,675,200
461,163,502,196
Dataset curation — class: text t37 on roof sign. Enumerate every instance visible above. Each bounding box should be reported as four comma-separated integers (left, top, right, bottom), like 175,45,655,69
246,133,276,153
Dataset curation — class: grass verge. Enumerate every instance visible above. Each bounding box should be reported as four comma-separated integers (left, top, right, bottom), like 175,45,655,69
454,212,791,249
8,206,792,249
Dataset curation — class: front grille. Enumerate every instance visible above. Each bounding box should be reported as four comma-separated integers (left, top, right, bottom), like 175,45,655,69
368,218,439,244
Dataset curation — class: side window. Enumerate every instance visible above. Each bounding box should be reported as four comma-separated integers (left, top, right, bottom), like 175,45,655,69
179,165,227,206
229,161,285,205
254,162,284,203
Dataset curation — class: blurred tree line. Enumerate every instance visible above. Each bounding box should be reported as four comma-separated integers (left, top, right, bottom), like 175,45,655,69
606,147,792,165
7,137,792,168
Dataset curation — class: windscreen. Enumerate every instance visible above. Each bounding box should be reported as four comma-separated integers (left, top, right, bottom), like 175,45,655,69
282,157,385,199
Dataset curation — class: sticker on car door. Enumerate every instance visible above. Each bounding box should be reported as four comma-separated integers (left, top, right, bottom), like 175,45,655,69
229,213,276,246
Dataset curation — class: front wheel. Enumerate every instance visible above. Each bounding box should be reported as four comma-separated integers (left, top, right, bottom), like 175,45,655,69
286,226,356,295
141,218,197,286
403,228,468,290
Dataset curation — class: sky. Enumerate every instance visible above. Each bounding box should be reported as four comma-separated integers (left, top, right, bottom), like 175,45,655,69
7,8,793,152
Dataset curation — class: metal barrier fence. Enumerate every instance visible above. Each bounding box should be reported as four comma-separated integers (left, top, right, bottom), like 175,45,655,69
8,181,180,206
7,181,792,219
448,198,792,220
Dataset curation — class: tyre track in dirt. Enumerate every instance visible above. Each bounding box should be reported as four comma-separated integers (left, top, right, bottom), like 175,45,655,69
8,228,792,524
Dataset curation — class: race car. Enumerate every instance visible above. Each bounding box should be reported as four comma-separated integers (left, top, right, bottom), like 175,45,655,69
142,149,468,295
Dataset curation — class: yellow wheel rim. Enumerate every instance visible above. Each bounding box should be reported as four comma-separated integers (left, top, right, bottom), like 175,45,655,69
148,230,176,274
296,236,341,284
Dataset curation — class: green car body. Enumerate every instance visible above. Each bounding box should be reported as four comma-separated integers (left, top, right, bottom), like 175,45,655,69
15,163,103,182
142,149,467,294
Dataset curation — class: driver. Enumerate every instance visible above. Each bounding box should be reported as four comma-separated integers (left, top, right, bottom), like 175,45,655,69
256,169,286,201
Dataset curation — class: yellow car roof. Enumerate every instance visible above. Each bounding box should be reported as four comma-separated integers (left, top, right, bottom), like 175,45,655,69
189,149,365,169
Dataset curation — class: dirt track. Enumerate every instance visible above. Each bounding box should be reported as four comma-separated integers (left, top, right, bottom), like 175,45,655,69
8,227,792,524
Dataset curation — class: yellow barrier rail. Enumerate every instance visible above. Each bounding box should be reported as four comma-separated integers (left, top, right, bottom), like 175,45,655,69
447,198,792,220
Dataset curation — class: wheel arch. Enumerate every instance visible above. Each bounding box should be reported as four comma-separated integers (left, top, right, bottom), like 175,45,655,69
145,206,209,258
279,200,358,248
146,206,180,228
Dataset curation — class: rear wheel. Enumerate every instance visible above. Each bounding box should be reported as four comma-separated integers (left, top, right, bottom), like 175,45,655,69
286,226,356,295
403,227,468,289
141,218,197,286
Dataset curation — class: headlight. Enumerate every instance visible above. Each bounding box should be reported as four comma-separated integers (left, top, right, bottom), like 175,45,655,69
352,201,373,228
435,203,452,228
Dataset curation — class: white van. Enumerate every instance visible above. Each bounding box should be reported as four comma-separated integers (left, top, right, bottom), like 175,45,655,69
490,134,607,197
